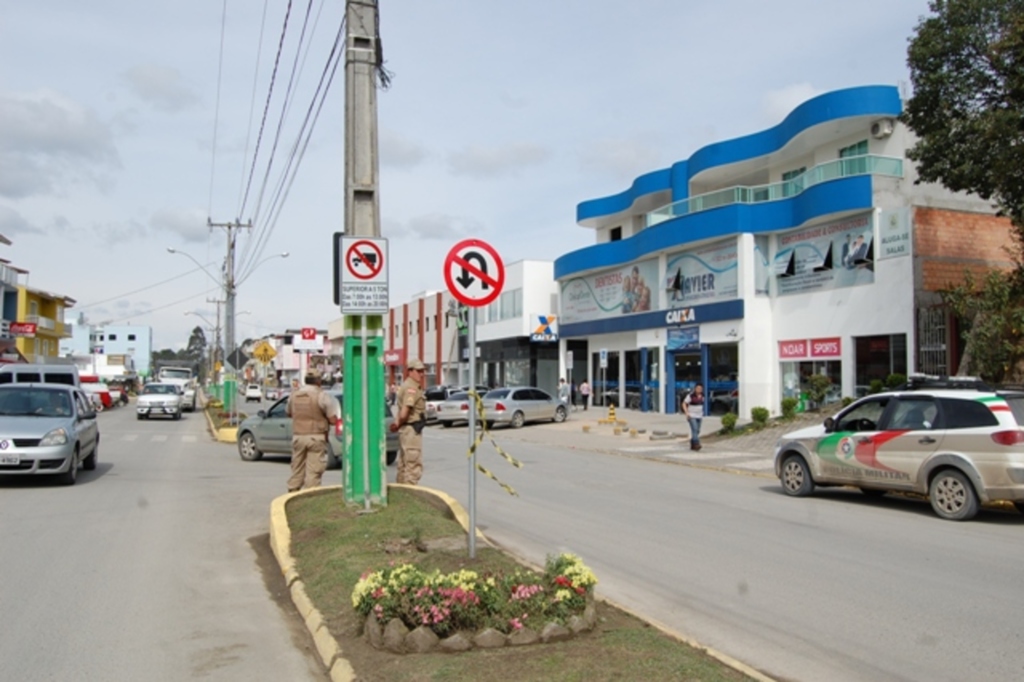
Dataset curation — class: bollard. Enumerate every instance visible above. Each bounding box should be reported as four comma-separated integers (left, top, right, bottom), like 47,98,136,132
629,428,638,438
613,426,622,435
582,424,591,433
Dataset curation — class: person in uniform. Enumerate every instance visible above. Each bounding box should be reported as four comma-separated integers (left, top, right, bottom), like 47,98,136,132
389,358,427,485
285,373,340,492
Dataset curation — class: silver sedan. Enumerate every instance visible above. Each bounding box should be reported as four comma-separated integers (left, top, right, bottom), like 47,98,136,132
481,386,567,429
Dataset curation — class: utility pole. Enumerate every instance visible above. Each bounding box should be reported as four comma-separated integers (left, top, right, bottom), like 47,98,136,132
343,0,387,507
206,297,224,381
207,219,251,368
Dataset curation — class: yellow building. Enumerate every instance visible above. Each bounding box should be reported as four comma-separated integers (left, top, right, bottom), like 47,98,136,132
11,283,75,363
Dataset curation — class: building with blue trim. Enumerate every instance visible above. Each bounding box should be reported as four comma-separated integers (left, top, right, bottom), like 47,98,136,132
555,85,1007,416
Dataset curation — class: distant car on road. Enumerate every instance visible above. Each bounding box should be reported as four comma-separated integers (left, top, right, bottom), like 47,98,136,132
436,391,472,427
264,387,281,401
236,390,398,469
481,387,567,429
424,385,455,424
244,384,263,403
136,382,183,420
0,384,99,485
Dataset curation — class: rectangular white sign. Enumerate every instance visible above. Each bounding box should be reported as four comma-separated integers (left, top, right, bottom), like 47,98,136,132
339,236,389,314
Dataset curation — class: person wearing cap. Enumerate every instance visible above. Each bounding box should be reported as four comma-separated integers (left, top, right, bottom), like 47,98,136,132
285,373,341,492
389,359,428,484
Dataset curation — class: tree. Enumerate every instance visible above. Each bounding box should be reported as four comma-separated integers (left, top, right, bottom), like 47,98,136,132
185,326,207,363
904,0,1024,380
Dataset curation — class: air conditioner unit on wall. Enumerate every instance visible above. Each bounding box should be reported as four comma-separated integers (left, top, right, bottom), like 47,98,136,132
871,118,894,139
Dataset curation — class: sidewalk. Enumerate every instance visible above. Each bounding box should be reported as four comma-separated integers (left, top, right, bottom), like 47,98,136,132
473,406,832,477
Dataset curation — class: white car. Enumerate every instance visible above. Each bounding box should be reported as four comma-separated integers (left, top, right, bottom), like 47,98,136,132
244,384,263,403
136,383,183,420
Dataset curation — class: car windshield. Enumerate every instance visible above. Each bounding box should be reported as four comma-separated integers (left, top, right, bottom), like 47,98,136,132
0,387,72,417
160,369,191,379
143,384,177,395
425,388,448,401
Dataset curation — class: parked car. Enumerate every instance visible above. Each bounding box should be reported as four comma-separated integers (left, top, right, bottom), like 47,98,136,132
136,382,183,420
773,375,1024,520
481,387,567,429
0,363,80,387
424,385,455,424
244,384,263,403
81,382,113,410
0,384,99,485
236,390,398,469
264,386,281,401
436,391,472,427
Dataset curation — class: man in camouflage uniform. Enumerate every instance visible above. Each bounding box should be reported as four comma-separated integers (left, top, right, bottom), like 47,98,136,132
285,373,340,492
390,358,427,485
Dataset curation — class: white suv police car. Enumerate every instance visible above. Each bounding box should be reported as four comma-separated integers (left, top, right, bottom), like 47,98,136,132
773,376,1024,521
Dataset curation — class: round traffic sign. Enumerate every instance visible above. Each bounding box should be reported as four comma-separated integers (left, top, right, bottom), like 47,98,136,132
345,240,385,281
443,239,505,307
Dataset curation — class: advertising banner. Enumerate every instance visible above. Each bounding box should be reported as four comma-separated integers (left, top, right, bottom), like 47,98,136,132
560,258,659,324
774,213,875,295
667,326,700,352
665,240,738,305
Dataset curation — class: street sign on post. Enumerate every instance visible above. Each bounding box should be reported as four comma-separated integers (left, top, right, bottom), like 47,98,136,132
252,341,276,364
335,234,389,314
444,238,505,559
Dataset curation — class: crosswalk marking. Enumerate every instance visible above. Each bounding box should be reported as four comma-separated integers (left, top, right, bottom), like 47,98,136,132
152,435,168,442
120,434,208,442
182,435,197,443
123,434,139,442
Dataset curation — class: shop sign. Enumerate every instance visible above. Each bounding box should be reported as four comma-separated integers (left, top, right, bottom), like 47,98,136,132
384,349,405,366
779,339,809,359
774,213,875,296
10,322,37,338
530,315,558,342
810,337,842,358
560,258,658,324
878,208,911,260
665,240,739,306
667,326,700,352
664,308,696,325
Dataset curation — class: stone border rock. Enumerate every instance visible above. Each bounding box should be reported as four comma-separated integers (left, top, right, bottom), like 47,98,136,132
268,485,778,682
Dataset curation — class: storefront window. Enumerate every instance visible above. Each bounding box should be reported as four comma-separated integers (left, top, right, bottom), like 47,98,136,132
781,360,842,409
673,352,701,412
504,359,530,388
707,344,739,415
855,334,907,391
592,351,619,407
625,350,642,408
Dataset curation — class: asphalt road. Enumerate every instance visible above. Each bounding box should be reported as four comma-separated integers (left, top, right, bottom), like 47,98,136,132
0,403,325,682
420,424,1024,682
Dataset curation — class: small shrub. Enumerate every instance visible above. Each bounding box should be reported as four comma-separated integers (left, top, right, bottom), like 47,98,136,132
869,379,885,395
842,396,854,407
806,374,832,408
886,373,907,389
720,412,737,433
750,406,770,427
781,397,798,419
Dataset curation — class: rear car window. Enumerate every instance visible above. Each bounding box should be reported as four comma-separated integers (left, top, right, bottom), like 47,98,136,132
485,389,509,399
937,398,999,429
1001,395,1024,427
447,392,469,401
425,388,449,401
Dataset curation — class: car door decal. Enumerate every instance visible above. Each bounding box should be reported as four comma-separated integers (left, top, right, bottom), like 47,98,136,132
816,431,908,478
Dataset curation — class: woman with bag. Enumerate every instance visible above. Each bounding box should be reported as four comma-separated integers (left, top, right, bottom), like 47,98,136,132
682,383,705,451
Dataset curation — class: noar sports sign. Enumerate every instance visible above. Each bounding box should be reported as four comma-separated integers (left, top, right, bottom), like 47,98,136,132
779,337,842,359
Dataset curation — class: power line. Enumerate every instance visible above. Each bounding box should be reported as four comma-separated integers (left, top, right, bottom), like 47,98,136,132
237,0,271,212
76,264,218,310
208,0,229,217
101,290,215,324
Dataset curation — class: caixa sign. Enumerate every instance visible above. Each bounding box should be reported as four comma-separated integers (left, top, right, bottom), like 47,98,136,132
779,337,842,359
664,308,696,325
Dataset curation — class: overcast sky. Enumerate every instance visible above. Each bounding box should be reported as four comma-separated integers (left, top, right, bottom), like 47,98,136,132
1,0,933,350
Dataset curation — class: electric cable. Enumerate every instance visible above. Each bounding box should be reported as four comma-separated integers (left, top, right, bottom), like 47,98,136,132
76,265,219,310
237,0,271,213
207,0,228,217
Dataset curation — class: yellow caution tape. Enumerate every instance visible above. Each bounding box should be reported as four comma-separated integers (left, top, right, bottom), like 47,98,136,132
464,390,523,496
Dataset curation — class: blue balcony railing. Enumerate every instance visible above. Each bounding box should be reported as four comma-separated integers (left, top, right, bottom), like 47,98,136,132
646,154,903,227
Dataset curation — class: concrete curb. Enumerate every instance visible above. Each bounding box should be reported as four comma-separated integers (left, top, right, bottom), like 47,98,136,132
268,485,778,682
200,401,239,443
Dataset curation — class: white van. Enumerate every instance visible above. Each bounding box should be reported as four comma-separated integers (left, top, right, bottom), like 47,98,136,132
0,363,81,387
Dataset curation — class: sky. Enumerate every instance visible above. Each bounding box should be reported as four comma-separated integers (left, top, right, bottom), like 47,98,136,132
1,0,934,351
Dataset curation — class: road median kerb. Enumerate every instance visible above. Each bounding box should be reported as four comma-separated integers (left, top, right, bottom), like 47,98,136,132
269,485,778,682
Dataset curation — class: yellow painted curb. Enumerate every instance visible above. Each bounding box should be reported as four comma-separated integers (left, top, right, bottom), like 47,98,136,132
268,485,776,682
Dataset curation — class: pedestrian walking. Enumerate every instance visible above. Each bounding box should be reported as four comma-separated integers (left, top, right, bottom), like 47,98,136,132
558,378,570,413
682,383,705,451
285,373,341,492
570,381,578,411
389,359,427,485
580,380,591,410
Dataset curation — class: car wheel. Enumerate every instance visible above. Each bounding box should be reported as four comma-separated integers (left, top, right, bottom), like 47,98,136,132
859,487,887,498
387,450,397,466
780,454,814,496
442,421,453,428
929,469,979,521
58,448,79,486
553,406,567,423
237,432,263,462
511,411,525,429
82,437,98,471
326,444,340,470
1015,502,1024,516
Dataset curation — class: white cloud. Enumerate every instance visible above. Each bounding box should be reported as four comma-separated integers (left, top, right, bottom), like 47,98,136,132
121,64,200,113
398,213,484,240
0,204,43,236
762,83,824,125
577,136,665,182
380,128,428,168
151,207,209,243
0,89,120,199
448,143,550,177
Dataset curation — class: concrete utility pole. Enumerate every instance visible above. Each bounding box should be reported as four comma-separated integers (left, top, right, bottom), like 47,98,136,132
345,0,381,239
207,219,251,365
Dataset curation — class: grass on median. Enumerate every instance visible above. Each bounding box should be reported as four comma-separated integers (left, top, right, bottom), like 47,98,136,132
287,488,753,682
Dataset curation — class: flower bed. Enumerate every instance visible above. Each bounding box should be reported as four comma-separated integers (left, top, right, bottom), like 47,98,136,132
352,553,599,653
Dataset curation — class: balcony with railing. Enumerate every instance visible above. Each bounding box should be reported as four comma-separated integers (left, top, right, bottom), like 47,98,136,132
646,154,904,227
25,315,57,332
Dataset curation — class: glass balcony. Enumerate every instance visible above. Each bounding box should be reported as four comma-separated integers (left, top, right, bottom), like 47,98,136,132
25,314,56,331
646,154,904,227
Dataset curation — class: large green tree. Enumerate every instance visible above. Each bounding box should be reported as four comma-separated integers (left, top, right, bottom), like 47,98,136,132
904,0,1024,381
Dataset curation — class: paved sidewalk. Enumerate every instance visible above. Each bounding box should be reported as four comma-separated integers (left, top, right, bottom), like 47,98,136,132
467,406,833,477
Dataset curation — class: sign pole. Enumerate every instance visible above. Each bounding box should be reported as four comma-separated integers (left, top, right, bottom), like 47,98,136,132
360,316,371,511
468,305,477,558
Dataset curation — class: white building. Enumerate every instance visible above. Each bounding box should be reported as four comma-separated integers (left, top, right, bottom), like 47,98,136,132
60,320,153,377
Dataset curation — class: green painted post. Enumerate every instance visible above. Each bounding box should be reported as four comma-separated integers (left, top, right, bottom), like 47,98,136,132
343,316,387,506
